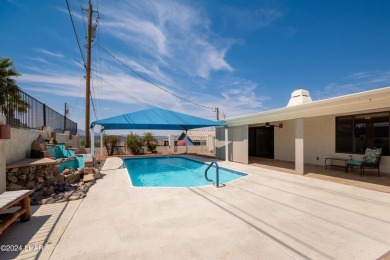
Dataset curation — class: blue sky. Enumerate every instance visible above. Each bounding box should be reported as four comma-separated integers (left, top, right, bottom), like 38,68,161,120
1,0,390,133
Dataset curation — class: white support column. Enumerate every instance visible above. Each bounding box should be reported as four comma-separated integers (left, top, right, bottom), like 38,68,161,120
295,118,304,174
90,128,95,157
185,130,188,154
168,135,175,153
225,126,229,162
100,129,104,156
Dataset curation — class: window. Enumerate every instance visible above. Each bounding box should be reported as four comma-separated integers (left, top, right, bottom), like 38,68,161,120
336,112,389,155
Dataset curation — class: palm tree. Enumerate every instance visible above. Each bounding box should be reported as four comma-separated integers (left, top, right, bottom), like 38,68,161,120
103,135,120,156
143,132,157,153
143,132,154,145
0,58,29,120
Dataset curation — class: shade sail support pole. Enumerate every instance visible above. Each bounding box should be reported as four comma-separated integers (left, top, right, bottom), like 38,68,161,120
100,128,104,156
185,130,188,154
90,127,95,157
225,126,228,162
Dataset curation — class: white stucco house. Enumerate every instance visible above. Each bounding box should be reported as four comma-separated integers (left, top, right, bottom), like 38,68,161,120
216,87,390,175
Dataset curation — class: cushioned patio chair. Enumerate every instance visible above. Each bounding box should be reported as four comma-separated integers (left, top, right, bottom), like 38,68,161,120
346,148,382,176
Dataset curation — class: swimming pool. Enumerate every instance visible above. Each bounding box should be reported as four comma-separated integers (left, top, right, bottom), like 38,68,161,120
124,156,247,187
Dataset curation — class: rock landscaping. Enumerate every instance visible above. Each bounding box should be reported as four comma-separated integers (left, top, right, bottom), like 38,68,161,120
6,161,103,205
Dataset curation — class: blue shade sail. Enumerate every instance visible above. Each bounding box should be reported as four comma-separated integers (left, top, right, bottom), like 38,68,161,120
90,108,225,130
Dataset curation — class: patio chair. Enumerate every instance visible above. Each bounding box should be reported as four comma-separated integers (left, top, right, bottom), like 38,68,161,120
346,148,382,176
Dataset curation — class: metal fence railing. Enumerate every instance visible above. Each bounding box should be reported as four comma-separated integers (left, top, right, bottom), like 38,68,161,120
0,87,77,134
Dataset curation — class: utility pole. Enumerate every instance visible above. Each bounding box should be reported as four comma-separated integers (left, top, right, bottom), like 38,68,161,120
64,102,68,132
85,0,92,148
216,107,219,121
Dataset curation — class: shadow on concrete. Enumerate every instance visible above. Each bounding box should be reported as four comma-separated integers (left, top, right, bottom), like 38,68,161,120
0,201,73,259
190,183,390,259
188,187,332,259
0,205,49,259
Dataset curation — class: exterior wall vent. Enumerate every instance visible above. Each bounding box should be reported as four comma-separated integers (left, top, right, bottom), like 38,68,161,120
287,89,313,107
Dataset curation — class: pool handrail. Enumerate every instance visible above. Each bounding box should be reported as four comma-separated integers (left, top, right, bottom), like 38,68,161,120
205,161,219,188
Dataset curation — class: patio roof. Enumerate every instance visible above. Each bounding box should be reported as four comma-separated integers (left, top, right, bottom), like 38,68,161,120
225,86,390,126
90,108,225,130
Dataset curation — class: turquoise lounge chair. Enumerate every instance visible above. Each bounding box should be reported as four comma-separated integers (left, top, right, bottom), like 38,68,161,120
346,148,382,176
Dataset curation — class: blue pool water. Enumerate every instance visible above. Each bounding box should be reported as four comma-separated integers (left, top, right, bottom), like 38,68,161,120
124,156,247,187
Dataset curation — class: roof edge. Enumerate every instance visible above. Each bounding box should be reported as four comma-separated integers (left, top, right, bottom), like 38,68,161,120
226,86,390,125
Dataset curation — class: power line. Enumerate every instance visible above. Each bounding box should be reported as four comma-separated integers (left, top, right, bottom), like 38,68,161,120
96,27,104,119
90,94,98,120
91,3,103,120
68,77,85,118
95,0,99,12
78,0,87,37
96,43,214,110
65,0,86,66
90,72,98,120
95,75,156,107
91,52,103,120
219,110,226,119
93,73,159,108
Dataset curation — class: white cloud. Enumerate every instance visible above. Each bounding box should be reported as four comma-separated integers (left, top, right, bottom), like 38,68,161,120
253,8,283,28
19,69,179,110
19,73,83,88
192,43,233,78
218,5,283,33
96,52,173,86
220,79,269,112
19,66,267,122
28,57,49,64
103,18,167,55
100,0,233,79
35,48,64,58
346,72,370,79
16,0,273,128
314,70,390,100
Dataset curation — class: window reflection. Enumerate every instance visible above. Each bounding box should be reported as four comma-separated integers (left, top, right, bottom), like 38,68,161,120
336,112,389,155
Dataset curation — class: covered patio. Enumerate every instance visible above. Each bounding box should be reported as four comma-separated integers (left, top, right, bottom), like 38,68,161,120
249,157,390,194
216,87,390,176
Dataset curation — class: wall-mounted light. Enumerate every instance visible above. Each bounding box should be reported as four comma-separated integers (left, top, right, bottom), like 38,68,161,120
264,122,283,128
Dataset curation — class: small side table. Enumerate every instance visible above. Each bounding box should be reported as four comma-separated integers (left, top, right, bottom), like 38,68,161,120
325,158,348,172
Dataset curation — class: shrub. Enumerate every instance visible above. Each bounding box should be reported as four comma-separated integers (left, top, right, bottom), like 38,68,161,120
146,143,157,153
103,135,120,156
126,132,143,155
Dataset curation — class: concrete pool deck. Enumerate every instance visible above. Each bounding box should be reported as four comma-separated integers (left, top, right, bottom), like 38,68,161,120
1,156,390,259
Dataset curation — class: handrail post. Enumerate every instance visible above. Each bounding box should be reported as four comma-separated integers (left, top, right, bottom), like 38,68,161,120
204,161,220,188
216,165,219,187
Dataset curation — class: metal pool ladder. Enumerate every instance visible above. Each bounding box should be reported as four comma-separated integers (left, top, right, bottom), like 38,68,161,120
205,161,220,188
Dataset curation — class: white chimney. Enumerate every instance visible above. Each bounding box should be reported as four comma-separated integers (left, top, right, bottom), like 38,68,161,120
287,89,313,107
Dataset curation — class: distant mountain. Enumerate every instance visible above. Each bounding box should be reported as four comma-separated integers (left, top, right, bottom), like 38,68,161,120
77,129,86,136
